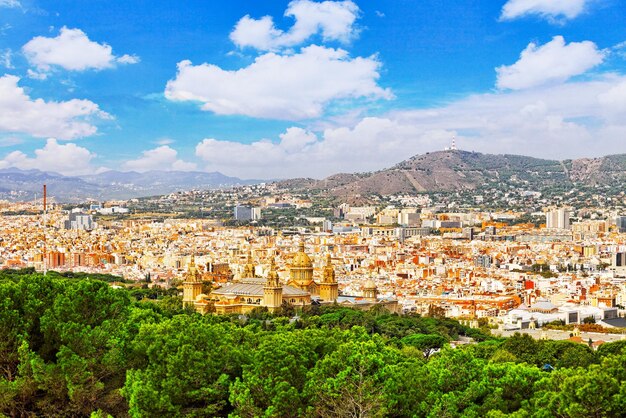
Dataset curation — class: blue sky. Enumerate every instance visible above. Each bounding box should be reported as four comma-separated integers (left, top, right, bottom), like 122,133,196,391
0,0,625,178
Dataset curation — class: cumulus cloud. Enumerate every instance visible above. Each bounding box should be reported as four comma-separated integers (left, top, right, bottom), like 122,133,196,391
0,74,111,139
195,121,461,179
231,0,359,51
496,36,604,90
122,145,197,172
501,0,589,22
165,45,391,120
0,138,97,175
194,75,626,179
22,27,139,76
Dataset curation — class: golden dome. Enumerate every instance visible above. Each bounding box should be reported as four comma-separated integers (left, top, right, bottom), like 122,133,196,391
364,280,377,290
291,242,312,268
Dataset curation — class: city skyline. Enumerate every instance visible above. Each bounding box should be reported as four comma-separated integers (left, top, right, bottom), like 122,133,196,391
0,0,625,178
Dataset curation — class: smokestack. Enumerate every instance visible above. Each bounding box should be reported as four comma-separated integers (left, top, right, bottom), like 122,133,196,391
43,184,47,276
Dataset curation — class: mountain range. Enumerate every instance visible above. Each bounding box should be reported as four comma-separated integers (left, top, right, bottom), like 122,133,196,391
1,150,625,202
0,169,256,202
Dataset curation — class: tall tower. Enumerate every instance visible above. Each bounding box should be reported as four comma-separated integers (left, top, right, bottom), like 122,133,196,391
264,257,283,312
43,184,47,275
243,250,257,278
451,136,457,151
320,253,339,302
183,254,203,308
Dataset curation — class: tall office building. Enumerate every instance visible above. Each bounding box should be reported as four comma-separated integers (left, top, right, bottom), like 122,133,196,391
234,205,262,221
64,211,95,230
545,208,570,230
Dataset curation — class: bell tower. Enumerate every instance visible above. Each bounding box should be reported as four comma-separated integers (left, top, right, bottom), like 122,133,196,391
183,254,203,308
264,257,283,312
243,250,257,278
320,253,339,302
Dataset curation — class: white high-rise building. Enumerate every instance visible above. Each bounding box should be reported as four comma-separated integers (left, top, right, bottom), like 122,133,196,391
234,205,262,221
64,211,95,230
545,208,570,230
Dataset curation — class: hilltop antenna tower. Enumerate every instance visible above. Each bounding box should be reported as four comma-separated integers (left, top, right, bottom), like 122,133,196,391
43,184,47,276
451,136,457,151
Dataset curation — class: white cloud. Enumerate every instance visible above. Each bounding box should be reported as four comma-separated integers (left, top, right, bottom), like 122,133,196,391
614,41,626,59
0,49,12,69
194,75,626,179
501,0,589,22
165,45,391,120
598,80,626,120
195,121,454,179
117,54,140,64
0,74,111,139
122,145,197,172
496,36,604,90
22,27,139,74
0,136,23,147
0,0,20,8
154,138,175,146
0,138,97,175
230,0,359,51
27,69,48,80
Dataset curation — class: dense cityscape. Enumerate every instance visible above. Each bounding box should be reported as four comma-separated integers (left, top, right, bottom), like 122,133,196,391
2,174,626,332
2,0,626,416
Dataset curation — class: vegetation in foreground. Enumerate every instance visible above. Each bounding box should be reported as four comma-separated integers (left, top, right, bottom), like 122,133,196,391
1,270,626,417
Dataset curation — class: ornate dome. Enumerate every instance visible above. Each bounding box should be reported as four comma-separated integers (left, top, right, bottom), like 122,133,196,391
292,242,312,268
364,280,377,290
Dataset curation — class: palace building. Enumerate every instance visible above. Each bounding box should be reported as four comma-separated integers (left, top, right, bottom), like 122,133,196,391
182,242,397,315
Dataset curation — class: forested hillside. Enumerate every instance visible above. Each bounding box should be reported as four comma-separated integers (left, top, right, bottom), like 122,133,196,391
1,270,626,417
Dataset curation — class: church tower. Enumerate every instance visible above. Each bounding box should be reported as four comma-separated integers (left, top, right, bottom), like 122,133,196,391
243,250,257,278
183,254,203,308
319,253,339,302
363,280,378,302
264,257,283,312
